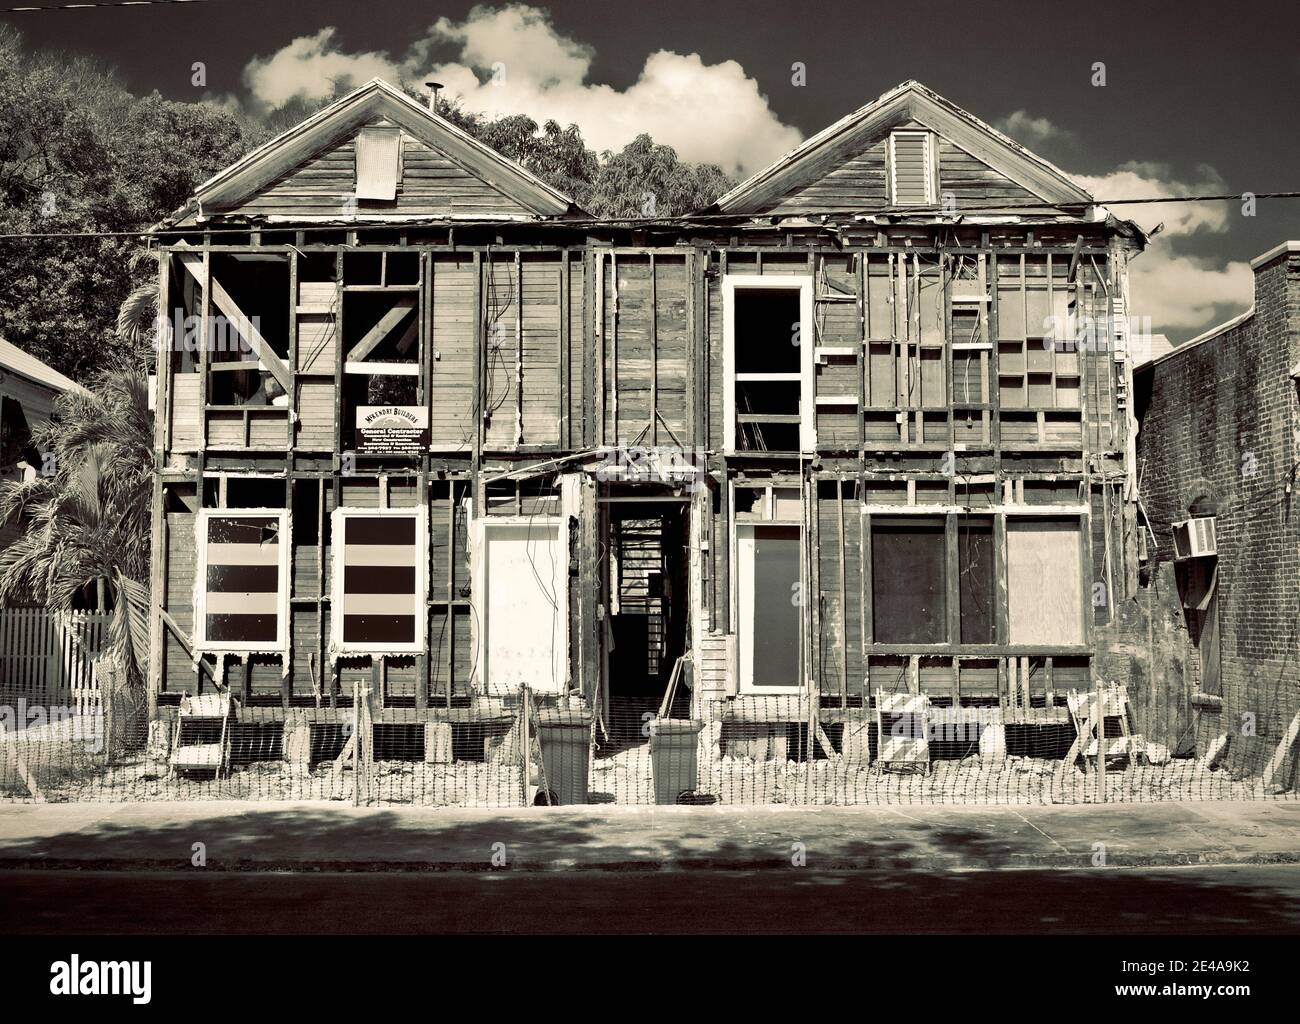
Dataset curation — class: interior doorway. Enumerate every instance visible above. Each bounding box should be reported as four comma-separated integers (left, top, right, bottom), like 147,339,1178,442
600,499,690,750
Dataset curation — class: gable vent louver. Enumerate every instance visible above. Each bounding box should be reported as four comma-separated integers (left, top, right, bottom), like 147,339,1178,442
889,130,935,206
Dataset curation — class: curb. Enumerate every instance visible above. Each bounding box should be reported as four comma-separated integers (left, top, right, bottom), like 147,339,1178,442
2,851,1298,873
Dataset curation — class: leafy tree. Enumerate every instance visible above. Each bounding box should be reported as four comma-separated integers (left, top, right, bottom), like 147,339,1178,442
0,27,257,380
584,134,732,218
475,113,599,206
0,370,153,691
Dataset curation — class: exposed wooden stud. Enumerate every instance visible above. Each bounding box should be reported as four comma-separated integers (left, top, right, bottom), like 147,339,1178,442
836,474,848,706
649,252,658,446
515,251,523,446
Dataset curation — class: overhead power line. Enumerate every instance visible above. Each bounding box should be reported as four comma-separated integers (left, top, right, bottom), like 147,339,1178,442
5,0,210,11
0,191,1297,242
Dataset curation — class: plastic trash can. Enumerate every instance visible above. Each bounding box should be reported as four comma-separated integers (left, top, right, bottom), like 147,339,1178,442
650,718,704,804
535,710,593,805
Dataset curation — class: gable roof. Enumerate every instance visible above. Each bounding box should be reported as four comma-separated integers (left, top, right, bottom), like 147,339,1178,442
161,78,578,227
711,80,1095,216
0,337,82,395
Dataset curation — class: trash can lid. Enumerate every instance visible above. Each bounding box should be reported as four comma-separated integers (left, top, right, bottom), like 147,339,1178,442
535,709,594,727
653,717,704,735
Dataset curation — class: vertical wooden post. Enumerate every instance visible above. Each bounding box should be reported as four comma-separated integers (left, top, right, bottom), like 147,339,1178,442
559,250,570,448
595,251,605,446
515,250,524,447
1095,676,1106,803
805,687,816,805
471,250,483,487
649,252,658,446
351,679,361,807
836,475,848,707
521,682,531,806
611,253,619,444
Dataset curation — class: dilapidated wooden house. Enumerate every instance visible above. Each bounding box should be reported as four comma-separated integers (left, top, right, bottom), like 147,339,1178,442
146,78,1147,793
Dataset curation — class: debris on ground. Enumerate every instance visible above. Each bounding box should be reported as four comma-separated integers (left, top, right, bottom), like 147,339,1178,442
2,741,1275,805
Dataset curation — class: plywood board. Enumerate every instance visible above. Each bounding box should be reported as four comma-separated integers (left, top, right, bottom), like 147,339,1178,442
1007,518,1084,644
482,521,567,694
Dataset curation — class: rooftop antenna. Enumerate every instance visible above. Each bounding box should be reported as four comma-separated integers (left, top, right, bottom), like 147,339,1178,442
426,82,443,113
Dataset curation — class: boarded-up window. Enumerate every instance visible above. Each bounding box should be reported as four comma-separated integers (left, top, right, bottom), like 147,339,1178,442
889,130,935,206
331,508,427,653
355,127,401,201
958,518,996,644
738,524,802,692
1007,518,1084,644
196,511,288,651
482,520,567,694
872,518,946,643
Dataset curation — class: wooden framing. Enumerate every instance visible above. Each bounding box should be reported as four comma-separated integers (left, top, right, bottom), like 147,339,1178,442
144,75,1142,750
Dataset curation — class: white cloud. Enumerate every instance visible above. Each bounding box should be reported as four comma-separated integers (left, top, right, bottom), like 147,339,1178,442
1126,240,1253,334
240,18,1251,340
241,5,801,177
1064,161,1251,337
243,28,400,109
1074,162,1230,237
996,110,1074,149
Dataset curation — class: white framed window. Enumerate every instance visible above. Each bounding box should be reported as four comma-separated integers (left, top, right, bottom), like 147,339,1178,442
722,275,815,454
733,485,804,694
194,509,290,653
471,516,569,695
888,129,937,206
330,506,428,655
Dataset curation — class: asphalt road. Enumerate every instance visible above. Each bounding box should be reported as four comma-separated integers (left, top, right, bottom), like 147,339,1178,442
3,864,1300,934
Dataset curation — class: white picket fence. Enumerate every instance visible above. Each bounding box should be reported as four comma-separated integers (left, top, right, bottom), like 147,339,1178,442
0,607,109,708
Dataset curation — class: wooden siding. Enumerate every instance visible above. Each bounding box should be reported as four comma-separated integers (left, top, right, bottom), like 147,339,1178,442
220,125,537,220
761,122,1045,215
429,254,478,451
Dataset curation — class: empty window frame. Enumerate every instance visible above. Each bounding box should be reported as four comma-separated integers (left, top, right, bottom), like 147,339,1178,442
723,275,815,453
195,254,293,409
888,129,937,207
355,127,402,202
194,510,290,652
330,507,428,654
1006,517,1086,645
736,521,804,694
474,517,569,695
871,517,946,643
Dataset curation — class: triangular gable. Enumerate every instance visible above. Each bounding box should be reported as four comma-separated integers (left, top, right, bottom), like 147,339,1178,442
712,80,1094,216
168,79,576,225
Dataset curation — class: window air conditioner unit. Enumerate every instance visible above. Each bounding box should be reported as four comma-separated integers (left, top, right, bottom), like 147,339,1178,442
1171,517,1217,560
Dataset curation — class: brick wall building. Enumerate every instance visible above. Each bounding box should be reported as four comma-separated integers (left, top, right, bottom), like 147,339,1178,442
1099,241,1300,785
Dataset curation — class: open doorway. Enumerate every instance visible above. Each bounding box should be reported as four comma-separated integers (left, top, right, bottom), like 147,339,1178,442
599,499,690,751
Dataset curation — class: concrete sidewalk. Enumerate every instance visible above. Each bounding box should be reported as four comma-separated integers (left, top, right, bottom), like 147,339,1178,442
0,800,1296,872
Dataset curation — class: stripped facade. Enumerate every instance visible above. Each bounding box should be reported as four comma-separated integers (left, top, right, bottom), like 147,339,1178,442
146,79,1149,793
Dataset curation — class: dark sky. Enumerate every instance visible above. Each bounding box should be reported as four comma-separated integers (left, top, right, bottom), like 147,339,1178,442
8,0,1299,337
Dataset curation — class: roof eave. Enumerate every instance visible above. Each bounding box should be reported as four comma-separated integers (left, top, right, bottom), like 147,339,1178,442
177,78,575,224
711,79,1095,216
